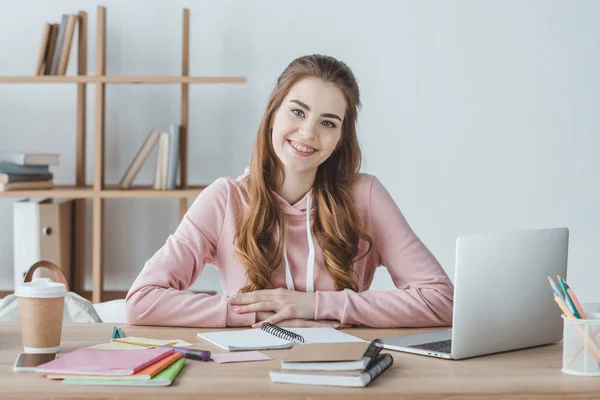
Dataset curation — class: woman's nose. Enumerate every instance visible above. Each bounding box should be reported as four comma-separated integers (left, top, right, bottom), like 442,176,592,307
299,122,318,139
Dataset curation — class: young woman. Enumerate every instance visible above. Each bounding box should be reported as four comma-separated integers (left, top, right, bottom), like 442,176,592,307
125,54,454,329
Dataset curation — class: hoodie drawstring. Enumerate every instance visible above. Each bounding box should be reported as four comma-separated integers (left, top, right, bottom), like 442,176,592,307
284,193,315,292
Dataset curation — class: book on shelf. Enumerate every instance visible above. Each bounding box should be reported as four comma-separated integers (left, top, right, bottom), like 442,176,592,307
269,353,394,388
0,173,53,184
43,24,59,75
0,154,58,192
57,14,78,75
119,125,181,190
0,163,50,175
49,14,68,75
166,124,181,190
119,130,160,189
0,179,53,192
154,132,170,190
0,153,60,166
36,12,78,76
36,23,52,75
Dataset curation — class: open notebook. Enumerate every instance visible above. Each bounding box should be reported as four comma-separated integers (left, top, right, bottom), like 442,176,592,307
270,354,394,388
197,323,366,351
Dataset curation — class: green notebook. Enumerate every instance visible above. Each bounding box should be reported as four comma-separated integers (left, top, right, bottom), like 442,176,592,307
62,358,186,387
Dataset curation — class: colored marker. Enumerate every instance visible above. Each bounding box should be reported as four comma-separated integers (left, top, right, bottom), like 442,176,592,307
158,345,211,361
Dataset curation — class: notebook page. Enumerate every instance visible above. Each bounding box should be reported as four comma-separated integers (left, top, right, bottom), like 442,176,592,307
197,329,293,351
283,328,367,344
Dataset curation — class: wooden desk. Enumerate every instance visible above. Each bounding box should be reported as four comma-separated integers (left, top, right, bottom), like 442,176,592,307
1,323,600,399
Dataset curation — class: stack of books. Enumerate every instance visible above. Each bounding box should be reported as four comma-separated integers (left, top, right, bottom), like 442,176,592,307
119,124,181,190
269,339,394,388
0,153,59,192
34,347,186,387
35,13,79,76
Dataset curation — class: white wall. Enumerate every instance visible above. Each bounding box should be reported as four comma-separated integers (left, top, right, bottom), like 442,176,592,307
1,0,598,302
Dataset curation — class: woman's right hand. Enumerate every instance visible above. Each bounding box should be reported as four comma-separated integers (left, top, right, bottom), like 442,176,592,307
276,319,351,328
256,311,350,328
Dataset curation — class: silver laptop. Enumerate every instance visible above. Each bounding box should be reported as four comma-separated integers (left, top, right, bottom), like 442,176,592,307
382,227,569,360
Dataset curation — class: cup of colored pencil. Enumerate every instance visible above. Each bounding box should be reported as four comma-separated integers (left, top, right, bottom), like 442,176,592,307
548,275,600,376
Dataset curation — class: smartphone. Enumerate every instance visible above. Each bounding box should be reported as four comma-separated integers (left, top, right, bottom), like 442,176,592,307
13,353,57,372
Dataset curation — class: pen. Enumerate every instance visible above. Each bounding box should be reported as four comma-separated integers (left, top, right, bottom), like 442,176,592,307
158,345,211,361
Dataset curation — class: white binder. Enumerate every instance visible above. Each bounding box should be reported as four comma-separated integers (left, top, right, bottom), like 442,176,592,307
13,198,73,289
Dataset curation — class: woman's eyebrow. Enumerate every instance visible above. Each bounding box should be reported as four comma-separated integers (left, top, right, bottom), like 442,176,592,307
290,99,342,122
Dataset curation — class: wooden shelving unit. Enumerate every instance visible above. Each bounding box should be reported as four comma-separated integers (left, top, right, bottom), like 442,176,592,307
0,76,246,84
0,6,245,303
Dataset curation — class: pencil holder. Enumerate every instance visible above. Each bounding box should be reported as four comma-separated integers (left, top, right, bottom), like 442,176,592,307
562,306,600,376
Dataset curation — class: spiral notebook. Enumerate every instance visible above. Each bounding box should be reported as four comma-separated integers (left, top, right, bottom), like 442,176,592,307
270,353,394,387
197,323,366,351
281,339,384,371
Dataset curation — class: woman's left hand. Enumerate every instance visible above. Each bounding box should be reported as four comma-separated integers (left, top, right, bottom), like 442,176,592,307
228,288,316,328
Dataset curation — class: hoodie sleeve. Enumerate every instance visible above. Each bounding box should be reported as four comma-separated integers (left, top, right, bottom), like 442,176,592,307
315,176,454,328
124,178,255,328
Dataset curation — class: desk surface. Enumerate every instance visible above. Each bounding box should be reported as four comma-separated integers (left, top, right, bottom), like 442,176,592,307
1,323,600,399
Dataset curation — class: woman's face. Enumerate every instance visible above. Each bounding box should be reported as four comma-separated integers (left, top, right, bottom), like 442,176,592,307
271,77,346,177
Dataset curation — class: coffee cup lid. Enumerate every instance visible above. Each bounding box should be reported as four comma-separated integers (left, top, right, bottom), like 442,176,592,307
15,278,67,298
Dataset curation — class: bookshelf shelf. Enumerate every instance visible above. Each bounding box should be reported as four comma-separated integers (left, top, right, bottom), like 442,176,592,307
100,185,207,198
1,6,242,303
0,185,206,199
0,185,93,198
0,76,246,84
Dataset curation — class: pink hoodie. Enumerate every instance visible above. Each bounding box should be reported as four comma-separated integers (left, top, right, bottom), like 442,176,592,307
125,173,454,328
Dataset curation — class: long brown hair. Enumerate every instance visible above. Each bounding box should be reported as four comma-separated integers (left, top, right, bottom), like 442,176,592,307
235,54,372,293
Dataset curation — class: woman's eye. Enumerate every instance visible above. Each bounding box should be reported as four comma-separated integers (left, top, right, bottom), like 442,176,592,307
292,109,305,117
321,120,336,128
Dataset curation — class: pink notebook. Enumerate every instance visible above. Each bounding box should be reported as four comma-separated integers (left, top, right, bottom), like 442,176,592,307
35,347,174,376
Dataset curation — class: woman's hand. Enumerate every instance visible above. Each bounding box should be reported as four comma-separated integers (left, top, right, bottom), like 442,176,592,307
255,311,348,328
271,319,350,328
228,288,317,328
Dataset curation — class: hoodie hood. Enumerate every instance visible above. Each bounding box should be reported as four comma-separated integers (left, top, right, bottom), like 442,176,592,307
239,166,316,292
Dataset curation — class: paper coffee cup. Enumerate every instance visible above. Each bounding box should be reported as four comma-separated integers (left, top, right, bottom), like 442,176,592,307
16,278,67,354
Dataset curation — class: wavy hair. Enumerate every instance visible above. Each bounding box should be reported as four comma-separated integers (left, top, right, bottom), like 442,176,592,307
235,54,373,293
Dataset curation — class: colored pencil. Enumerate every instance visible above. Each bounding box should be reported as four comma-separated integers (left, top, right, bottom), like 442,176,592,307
557,276,581,319
547,276,564,299
566,286,587,319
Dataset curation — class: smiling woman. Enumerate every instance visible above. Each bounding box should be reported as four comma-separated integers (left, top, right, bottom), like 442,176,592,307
124,54,454,329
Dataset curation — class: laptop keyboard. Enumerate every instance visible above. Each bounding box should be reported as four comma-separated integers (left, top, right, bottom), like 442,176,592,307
408,339,452,354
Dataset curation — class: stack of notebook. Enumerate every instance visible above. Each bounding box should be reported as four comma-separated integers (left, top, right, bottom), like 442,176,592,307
34,347,185,386
269,339,394,387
